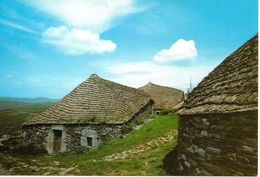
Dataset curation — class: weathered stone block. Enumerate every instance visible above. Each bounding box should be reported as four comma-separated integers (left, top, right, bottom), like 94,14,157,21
206,153,213,160
234,171,244,176
242,145,254,153
179,164,183,171
242,138,257,148
195,167,200,174
187,146,194,153
237,156,249,163
181,154,186,160
190,159,198,167
200,130,207,137
206,147,221,154
193,117,202,123
184,161,190,168
195,147,206,158
200,170,212,176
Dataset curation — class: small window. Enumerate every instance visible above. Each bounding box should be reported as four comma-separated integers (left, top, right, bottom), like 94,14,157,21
87,137,93,147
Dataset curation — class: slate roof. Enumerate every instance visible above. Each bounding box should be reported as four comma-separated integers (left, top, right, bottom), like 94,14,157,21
139,82,184,110
178,34,258,115
23,74,152,125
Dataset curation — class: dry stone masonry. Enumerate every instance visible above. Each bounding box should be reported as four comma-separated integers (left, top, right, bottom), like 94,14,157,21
22,74,153,154
176,34,258,176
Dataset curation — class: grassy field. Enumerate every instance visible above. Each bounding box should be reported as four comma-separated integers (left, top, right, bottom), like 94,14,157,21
0,104,51,136
1,115,179,175
0,97,56,110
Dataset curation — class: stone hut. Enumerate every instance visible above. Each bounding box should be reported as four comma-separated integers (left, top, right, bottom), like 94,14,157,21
22,74,153,154
139,82,184,115
176,34,258,176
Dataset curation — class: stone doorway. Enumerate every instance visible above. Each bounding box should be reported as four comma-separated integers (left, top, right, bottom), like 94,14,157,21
46,125,66,154
53,130,62,153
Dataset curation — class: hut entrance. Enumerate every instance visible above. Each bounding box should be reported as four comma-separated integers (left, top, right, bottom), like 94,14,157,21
53,130,62,152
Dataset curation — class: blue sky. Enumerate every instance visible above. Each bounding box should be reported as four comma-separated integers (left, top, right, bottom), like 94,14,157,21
0,0,258,99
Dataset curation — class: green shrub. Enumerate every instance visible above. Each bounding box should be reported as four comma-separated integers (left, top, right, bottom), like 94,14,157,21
135,118,144,125
149,114,156,119
89,115,97,122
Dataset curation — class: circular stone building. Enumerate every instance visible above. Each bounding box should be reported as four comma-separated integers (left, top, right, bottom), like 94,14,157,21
176,34,258,176
22,74,153,154
139,82,184,114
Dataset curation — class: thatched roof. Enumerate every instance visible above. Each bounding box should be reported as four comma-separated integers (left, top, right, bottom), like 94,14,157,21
139,82,184,110
178,34,258,115
23,74,152,125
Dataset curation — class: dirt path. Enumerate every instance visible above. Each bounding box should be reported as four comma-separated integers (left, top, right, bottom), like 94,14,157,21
102,129,178,161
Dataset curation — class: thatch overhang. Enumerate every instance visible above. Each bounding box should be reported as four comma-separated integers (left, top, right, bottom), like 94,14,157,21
139,82,184,110
178,34,258,115
23,74,153,125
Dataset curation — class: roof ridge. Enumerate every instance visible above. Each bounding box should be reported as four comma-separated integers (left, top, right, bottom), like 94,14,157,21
178,34,258,115
23,74,153,125
141,82,183,92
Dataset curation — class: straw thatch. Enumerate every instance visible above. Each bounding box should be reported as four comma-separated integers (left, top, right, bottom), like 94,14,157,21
24,74,152,125
178,34,258,115
139,82,184,110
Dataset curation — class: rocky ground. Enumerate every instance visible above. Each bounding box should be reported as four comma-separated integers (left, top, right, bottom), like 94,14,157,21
0,132,81,175
0,152,81,175
0,116,178,175
103,129,178,161
0,129,178,175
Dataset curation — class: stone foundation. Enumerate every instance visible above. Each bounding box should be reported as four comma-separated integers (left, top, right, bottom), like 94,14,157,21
22,102,152,154
176,110,257,176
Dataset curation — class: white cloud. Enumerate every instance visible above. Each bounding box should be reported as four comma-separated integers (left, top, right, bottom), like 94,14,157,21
0,18,38,34
26,0,137,33
108,61,214,91
25,0,141,55
153,39,198,63
43,26,116,55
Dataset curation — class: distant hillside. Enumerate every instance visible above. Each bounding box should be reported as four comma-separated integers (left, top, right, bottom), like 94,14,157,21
0,104,50,136
0,97,57,103
0,97,57,110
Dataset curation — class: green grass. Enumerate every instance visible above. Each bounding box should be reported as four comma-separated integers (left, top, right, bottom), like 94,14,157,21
0,113,178,175
36,115,179,175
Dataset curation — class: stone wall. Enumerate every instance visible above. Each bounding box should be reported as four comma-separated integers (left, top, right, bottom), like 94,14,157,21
176,110,257,176
63,124,123,152
21,125,50,152
127,101,153,126
22,101,153,154
22,124,123,153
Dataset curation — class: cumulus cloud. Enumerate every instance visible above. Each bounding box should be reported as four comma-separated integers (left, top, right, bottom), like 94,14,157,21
108,61,214,91
43,26,116,55
153,39,198,63
26,0,137,33
25,0,142,55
